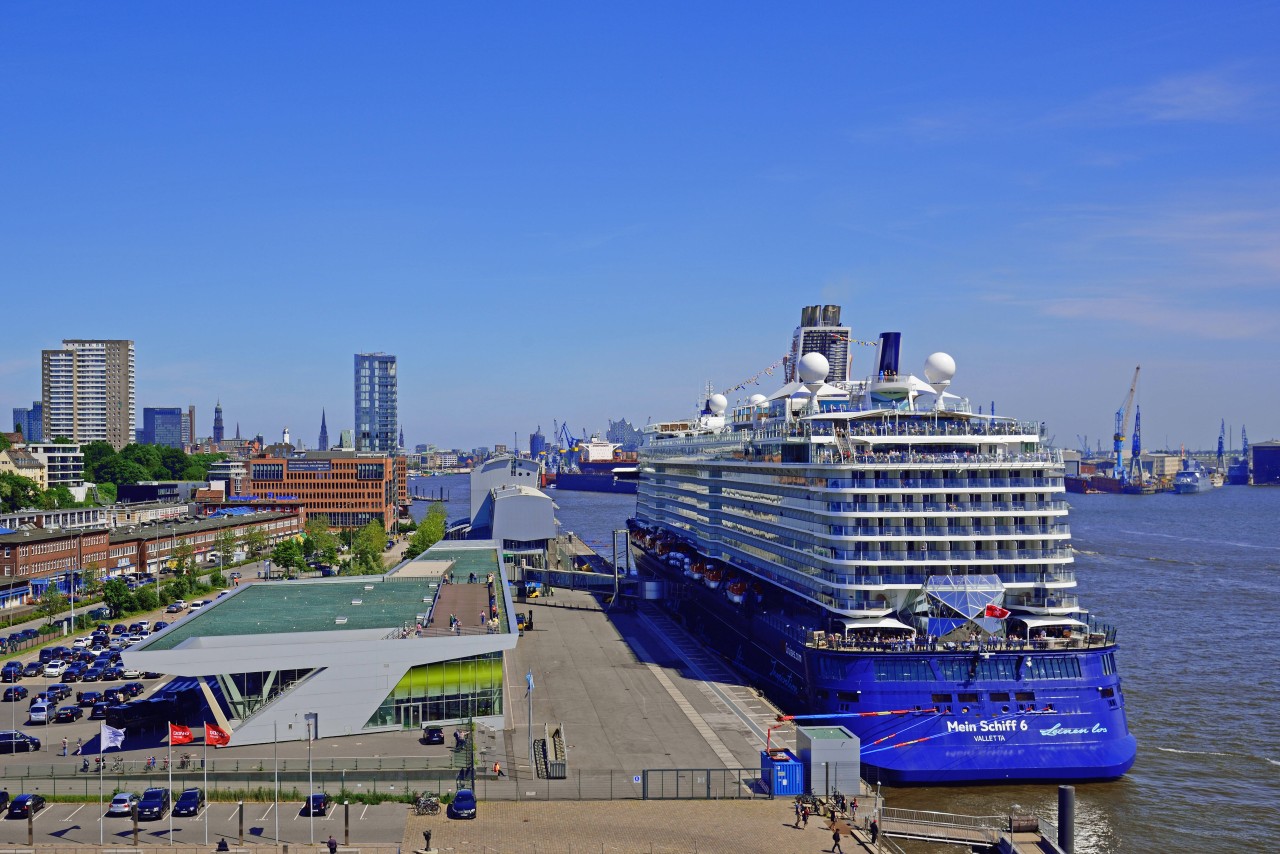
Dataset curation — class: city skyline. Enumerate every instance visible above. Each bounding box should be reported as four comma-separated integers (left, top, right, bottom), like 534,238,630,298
2,4,1278,450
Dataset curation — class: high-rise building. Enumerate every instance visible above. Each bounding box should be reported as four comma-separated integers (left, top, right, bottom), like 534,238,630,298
41,339,136,449
213,401,225,444
354,353,398,454
184,404,196,447
11,402,43,442
140,407,185,448
318,409,329,451
785,305,852,384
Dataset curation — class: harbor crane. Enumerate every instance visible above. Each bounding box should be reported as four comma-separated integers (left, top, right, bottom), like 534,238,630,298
1112,366,1141,484
1217,420,1226,473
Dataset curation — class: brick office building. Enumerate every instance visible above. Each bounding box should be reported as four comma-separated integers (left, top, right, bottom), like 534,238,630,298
245,450,406,531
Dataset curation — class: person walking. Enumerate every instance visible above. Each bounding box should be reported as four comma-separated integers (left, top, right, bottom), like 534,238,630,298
327,834,338,854
831,828,844,853
802,804,810,828
493,760,505,777
61,737,68,756
794,799,803,828
75,737,82,755
870,817,879,844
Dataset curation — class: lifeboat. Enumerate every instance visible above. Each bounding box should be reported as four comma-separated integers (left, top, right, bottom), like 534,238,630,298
726,580,747,604
688,561,704,581
703,566,723,590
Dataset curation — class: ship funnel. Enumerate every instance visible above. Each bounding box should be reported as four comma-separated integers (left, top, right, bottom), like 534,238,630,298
877,332,902,378
822,305,841,326
801,305,821,327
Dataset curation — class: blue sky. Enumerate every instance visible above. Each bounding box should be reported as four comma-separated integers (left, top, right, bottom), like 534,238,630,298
2,3,1277,452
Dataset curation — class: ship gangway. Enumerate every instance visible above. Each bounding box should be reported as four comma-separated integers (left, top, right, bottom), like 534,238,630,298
878,807,1065,853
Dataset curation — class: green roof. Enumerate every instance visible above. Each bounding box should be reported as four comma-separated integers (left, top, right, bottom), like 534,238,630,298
144,545,505,650
145,577,441,649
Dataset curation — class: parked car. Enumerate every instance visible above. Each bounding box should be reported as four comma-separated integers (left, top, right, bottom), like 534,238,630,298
6,794,44,818
111,625,127,635
447,788,477,819
122,682,145,698
101,666,124,681
18,629,38,641
300,793,329,816
61,665,86,683
120,667,142,679
2,687,28,702
422,726,445,745
188,601,208,613
88,607,111,620
78,691,103,707
55,706,83,723
173,787,204,817
21,662,43,678
82,665,106,682
90,702,109,720
42,661,68,678
47,684,71,701
27,703,50,724
107,791,139,816
102,688,124,704
153,622,169,631
1,664,23,683
0,731,40,754
137,787,170,820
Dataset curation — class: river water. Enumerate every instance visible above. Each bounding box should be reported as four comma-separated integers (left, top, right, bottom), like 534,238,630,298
412,474,1280,852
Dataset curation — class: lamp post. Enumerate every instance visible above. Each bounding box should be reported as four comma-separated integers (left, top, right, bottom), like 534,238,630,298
305,714,315,843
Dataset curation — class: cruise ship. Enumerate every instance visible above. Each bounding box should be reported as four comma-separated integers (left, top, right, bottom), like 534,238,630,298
628,308,1136,785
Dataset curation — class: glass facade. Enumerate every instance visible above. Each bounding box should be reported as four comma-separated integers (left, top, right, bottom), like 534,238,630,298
364,653,504,730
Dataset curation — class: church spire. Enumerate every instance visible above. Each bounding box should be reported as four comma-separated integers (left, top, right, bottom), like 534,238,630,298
318,408,330,451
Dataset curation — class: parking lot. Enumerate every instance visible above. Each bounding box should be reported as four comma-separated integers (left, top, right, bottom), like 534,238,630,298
0,796,410,846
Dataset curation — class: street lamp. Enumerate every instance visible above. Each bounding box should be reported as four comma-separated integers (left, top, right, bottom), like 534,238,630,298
305,713,317,843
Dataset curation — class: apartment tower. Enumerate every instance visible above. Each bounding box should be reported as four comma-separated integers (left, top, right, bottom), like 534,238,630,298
354,353,398,454
41,339,136,450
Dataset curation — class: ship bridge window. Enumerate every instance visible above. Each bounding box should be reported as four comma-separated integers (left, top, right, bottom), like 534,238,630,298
989,692,1011,702
873,660,935,682
957,692,979,703
1101,653,1116,676
1099,687,1115,698
1015,691,1036,701
931,693,953,703
1024,656,1082,680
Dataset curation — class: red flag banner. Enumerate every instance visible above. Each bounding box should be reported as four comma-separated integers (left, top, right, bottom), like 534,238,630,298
205,723,232,746
170,723,194,745
984,604,1011,619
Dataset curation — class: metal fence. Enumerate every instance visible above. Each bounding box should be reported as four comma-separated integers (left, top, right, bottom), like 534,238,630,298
0,768,770,803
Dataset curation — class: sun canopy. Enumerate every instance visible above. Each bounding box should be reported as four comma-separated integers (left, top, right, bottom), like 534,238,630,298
837,616,916,633
1016,616,1089,629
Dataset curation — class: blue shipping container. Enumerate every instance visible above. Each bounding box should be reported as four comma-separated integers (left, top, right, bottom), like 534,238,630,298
761,748,804,796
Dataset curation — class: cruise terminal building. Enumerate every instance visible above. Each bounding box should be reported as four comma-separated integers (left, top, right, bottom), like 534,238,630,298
123,540,518,746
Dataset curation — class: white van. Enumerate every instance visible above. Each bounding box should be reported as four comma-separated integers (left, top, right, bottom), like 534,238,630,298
28,703,50,724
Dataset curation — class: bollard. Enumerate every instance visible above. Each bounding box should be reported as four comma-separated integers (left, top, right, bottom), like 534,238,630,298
238,800,245,845
344,800,350,845
133,805,140,846
1058,785,1075,854
27,810,33,846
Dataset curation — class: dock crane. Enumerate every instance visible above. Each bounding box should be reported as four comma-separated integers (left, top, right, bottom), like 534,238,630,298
1128,407,1146,485
1217,420,1226,473
1112,366,1141,484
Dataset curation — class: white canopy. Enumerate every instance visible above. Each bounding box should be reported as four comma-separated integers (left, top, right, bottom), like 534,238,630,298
837,616,916,633
1016,616,1089,629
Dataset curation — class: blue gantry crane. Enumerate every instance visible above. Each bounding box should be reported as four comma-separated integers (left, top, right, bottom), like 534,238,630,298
1112,366,1141,485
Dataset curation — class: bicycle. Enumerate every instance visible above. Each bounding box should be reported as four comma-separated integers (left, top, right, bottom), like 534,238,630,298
178,753,193,770
413,794,440,816
109,758,125,773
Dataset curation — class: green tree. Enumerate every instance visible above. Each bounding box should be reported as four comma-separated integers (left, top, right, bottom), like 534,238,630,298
120,444,165,480
0,433,10,452
404,503,447,560
36,591,69,623
270,539,304,577
169,538,195,578
215,527,239,569
95,482,117,504
305,515,340,566
134,585,159,611
0,471,43,513
95,456,149,486
102,579,135,618
183,453,226,481
81,441,117,482
158,446,189,480
352,520,387,573
243,528,267,558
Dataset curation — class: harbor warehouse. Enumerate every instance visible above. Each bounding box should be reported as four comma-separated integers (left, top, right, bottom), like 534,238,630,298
123,540,516,745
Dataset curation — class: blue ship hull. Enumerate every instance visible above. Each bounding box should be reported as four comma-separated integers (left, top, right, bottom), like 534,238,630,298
635,548,1136,785
553,472,638,494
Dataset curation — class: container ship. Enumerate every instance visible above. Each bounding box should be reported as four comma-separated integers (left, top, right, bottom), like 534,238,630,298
627,307,1136,785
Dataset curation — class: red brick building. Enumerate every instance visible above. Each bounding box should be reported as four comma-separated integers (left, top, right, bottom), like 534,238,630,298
245,450,406,531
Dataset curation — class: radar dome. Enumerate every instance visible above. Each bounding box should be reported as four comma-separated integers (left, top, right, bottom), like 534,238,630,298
707,394,728,414
923,352,956,384
748,394,767,406
797,352,830,383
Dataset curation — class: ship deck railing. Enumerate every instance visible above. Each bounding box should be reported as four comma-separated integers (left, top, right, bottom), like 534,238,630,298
807,633,1113,653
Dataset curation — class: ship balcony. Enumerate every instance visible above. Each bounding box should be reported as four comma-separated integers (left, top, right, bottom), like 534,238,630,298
837,420,1044,439
1005,593,1080,614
